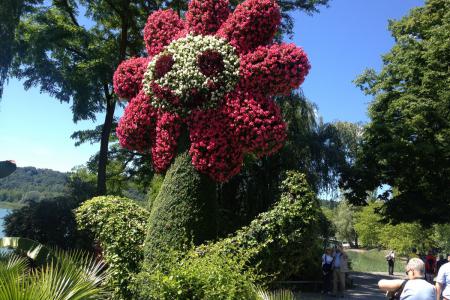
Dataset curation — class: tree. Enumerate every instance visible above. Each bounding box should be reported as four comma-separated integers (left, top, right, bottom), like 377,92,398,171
1,0,329,196
332,200,358,247
344,0,450,224
0,161,17,178
354,200,383,248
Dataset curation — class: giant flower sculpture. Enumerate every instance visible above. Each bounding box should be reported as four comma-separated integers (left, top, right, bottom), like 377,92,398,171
114,0,310,182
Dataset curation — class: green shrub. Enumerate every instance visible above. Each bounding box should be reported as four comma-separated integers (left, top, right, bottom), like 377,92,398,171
75,196,150,300
203,171,322,285
132,249,258,300
144,151,218,268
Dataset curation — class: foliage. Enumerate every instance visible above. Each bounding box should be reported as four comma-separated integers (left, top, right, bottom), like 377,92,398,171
0,161,16,178
346,250,406,273
144,151,217,268
344,0,450,224
132,249,258,300
147,174,164,211
205,171,323,285
378,223,435,255
0,167,68,204
0,249,109,300
256,288,295,300
431,224,450,253
75,196,150,300
332,200,358,247
216,92,354,237
4,197,93,250
354,201,384,248
0,236,54,265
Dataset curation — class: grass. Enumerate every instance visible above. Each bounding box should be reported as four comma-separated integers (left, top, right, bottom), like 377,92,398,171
346,249,407,273
0,202,23,210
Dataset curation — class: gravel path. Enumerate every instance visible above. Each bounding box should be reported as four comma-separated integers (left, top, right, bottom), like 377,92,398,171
297,272,405,299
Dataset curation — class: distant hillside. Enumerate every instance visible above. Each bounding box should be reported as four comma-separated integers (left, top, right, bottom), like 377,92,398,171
0,167,68,204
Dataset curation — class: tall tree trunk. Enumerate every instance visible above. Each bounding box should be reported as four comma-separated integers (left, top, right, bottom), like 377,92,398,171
96,2,129,195
97,96,116,195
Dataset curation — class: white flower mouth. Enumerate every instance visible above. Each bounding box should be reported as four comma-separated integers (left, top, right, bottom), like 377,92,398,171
143,34,240,115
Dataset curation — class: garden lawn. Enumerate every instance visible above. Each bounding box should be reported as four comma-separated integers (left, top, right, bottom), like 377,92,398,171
346,249,406,273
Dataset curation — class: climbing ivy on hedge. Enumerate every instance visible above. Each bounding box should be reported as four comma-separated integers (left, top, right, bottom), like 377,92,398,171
202,171,322,285
132,249,259,300
144,151,218,268
75,196,150,300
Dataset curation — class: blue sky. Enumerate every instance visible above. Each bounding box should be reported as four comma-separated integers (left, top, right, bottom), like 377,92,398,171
0,0,424,172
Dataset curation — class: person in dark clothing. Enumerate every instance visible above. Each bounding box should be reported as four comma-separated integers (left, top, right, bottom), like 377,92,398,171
321,248,333,294
386,250,395,275
436,254,448,273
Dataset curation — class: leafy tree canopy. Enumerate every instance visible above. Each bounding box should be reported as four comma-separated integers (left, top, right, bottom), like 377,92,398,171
344,0,450,224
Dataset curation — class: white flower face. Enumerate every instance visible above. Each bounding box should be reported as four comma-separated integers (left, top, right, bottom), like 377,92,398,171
143,34,240,115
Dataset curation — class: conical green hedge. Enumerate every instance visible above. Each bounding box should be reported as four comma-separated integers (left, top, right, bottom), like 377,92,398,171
143,151,218,268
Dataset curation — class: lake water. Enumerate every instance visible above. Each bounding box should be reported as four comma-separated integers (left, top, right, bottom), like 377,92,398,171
0,208,10,238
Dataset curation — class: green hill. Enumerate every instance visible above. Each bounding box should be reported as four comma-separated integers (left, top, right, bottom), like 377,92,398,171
0,167,68,207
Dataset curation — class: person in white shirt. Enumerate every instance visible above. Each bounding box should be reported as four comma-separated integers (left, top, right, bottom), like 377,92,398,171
379,258,436,300
435,254,450,300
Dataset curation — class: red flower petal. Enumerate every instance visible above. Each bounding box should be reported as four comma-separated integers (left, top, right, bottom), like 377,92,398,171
151,111,182,172
116,91,158,153
187,109,244,182
217,0,280,53
239,43,310,96
144,9,185,56
224,92,287,156
113,57,150,100
186,0,230,35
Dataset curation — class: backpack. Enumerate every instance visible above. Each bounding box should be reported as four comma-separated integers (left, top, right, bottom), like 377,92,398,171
387,280,408,300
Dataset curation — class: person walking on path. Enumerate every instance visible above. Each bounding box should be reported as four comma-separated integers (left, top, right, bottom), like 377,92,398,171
386,250,396,275
379,258,436,300
332,245,348,298
425,250,436,283
435,254,450,300
322,247,334,294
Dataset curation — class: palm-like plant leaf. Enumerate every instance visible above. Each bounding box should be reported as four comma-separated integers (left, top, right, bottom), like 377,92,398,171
256,287,296,300
0,244,110,299
0,237,55,266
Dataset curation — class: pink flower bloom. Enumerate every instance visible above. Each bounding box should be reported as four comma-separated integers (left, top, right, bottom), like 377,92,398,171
113,57,150,99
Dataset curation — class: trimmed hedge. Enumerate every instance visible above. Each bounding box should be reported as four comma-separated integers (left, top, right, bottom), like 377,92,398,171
202,171,322,285
144,151,218,268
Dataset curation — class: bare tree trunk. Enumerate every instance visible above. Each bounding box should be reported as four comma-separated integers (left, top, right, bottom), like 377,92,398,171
96,0,130,195
97,96,116,195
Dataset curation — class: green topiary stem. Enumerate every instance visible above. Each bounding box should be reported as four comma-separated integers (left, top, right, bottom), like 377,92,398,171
144,151,218,268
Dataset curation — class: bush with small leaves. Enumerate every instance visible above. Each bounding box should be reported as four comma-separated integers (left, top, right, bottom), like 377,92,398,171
75,196,150,300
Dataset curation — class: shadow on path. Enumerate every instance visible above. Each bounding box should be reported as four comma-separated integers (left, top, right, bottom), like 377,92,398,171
297,272,404,300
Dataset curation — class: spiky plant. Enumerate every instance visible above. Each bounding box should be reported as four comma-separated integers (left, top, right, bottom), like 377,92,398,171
0,249,110,300
256,287,296,300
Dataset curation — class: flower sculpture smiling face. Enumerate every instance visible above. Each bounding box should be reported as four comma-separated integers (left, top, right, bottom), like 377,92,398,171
114,0,311,182
143,34,240,115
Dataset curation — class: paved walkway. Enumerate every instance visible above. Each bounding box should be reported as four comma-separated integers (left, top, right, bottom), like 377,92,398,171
297,272,404,299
